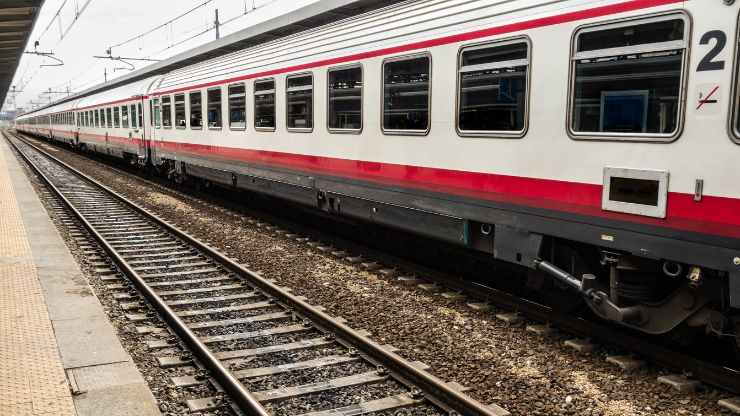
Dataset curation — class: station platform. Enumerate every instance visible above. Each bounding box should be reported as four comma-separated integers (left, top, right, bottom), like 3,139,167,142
0,136,161,416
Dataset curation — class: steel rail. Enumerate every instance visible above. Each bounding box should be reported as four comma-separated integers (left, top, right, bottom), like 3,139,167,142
5,133,271,416
6,131,506,416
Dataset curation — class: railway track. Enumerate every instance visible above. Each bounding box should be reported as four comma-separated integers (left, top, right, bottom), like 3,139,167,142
10,130,740,408
4,131,508,416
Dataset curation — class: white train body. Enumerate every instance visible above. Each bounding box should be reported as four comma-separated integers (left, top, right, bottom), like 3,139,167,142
15,0,740,337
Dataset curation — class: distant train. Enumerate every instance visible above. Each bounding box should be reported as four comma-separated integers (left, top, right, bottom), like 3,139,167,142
15,0,740,352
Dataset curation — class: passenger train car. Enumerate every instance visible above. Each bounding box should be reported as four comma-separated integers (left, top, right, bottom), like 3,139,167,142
15,0,740,350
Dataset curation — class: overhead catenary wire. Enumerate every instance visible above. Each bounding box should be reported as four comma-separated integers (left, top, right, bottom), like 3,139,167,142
59,0,95,42
150,0,278,56
106,0,215,52
36,0,70,44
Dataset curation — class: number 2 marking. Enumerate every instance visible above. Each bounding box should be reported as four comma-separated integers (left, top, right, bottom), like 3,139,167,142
697,30,727,72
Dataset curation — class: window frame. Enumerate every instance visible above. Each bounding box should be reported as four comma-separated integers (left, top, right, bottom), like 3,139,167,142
122,105,129,129
327,63,363,134
455,36,532,139
285,72,314,133
227,82,247,131
113,106,121,128
253,78,276,132
728,11,740,144
153,98,161,128
130,105,137,129
381,52,433,136
206,87,223,130
174,93,186,129
189,90,203,130
566,12,690,143
161,95,173,129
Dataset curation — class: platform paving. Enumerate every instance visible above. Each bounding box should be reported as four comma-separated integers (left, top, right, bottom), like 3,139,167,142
0,136,160,416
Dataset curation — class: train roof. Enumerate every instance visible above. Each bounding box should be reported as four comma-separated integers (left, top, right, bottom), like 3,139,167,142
17,0,392,119
75,76,158,110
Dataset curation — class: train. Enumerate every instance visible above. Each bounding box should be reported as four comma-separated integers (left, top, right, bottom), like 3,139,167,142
14,0,740,354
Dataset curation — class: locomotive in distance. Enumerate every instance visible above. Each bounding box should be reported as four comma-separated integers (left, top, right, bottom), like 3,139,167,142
15,0,740,355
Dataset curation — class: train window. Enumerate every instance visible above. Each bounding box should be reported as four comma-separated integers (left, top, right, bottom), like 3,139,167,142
122,106,129,128
137,103,143,128
162,96,172,128
569,14,688,141
130,105,137,129
328,65,362,132
106,108,113,128
286,74,313,131
94,109,100,127
382,54,431,134
189,91,202,129
113,107,121,128
174,94,186,128
207,88,222,129
153,98,161,128
457,39,530,137
254,78,275,130
228,83,246,130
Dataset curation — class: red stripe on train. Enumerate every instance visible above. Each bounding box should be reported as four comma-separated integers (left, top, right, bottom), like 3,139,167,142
140,139,740,241
37,131,740,240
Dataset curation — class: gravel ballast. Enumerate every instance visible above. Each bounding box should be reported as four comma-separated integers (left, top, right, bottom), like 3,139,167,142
23,137,735,416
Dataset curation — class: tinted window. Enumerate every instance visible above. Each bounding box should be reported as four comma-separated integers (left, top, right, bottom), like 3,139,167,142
174,94,186,128
190,91,202,128
122,106,129,128
113,107,120,128
207,88,222,128
383,56,430,132
571,17,686,136
254,79,275,129
106,108,112,128
328,66,362,131
130,105,137,129
286,74,313,130
161,96,172,128
578,19,685,52
228,83,246,129
459,41,529,133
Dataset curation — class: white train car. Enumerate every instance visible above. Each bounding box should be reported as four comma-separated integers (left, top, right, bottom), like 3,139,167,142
15,0,740,347
73,77,156,160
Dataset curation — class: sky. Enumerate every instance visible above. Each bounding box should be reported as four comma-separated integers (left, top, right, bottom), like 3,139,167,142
5,0,317,113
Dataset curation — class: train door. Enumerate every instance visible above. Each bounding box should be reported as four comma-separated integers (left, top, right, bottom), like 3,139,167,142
75,111,80,146
136,99,147,162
